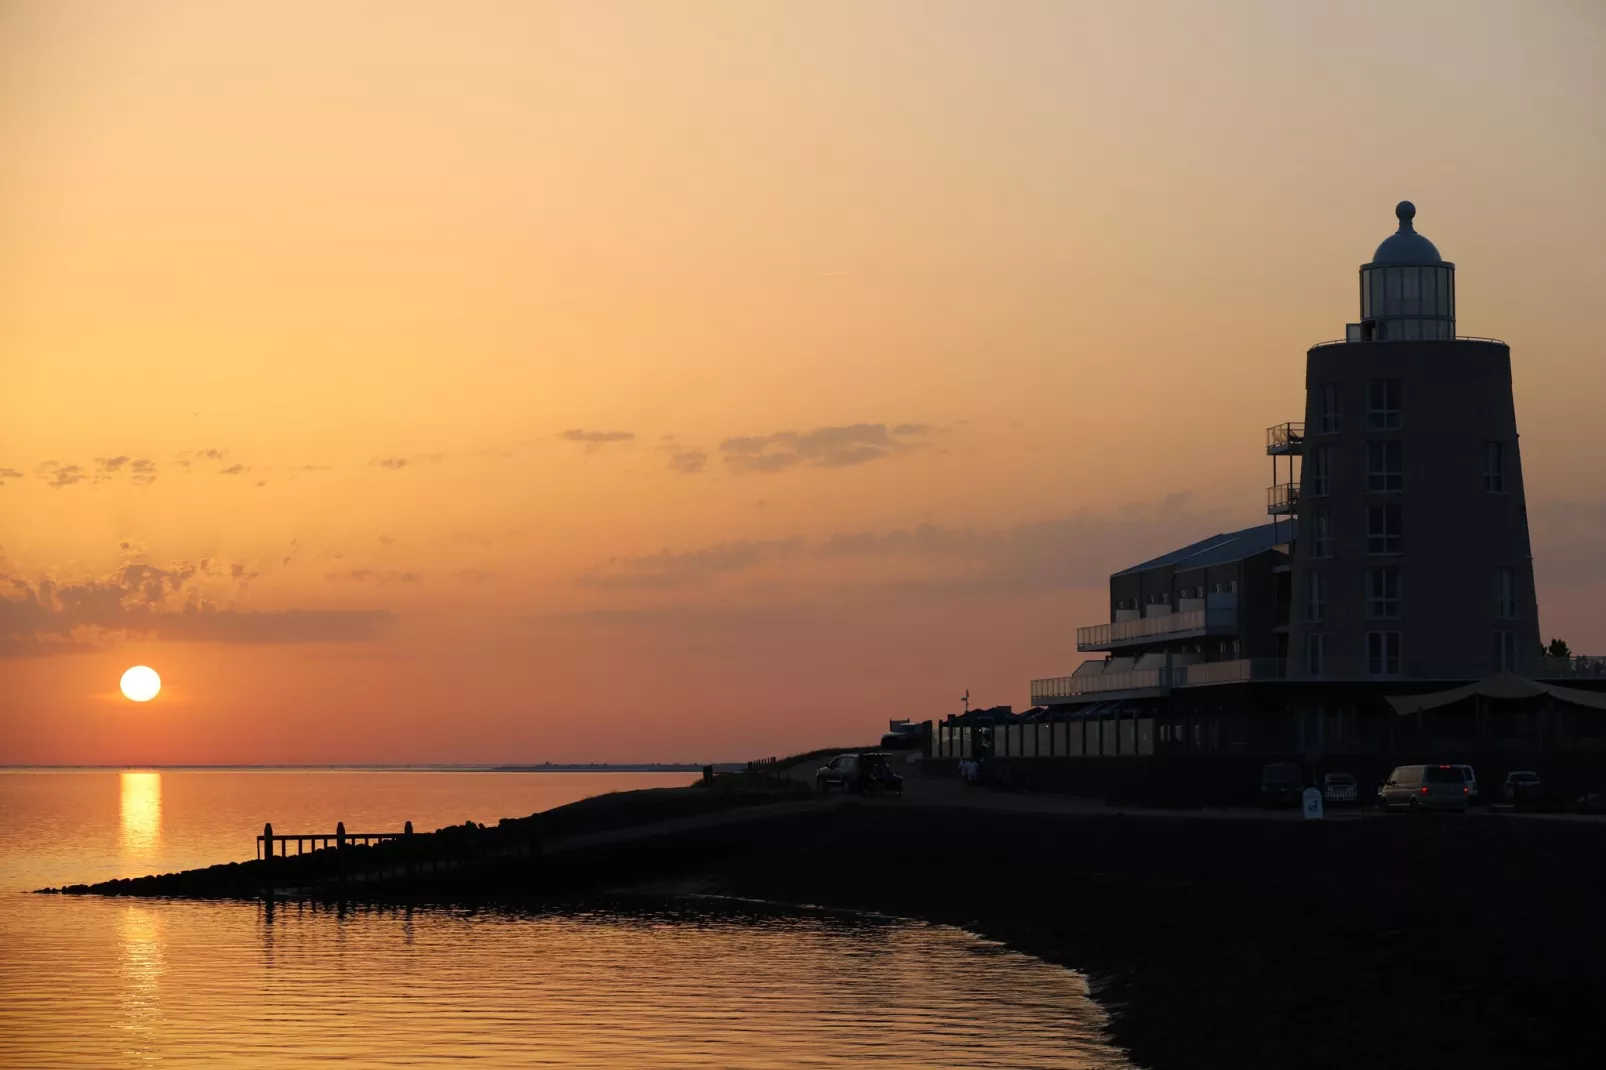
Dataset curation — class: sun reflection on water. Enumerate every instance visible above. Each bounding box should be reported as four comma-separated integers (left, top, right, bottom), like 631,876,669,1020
119,772,162,863
118,905,165,1054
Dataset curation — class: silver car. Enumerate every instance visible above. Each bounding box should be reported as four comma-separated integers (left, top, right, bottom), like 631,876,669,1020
1378,764,1469,813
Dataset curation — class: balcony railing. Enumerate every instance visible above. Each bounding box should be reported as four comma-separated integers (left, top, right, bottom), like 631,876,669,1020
1075,607,1237,651
1310,335,1507,349
1032,669,1172,703
1031,658,1286,704
1267,482,1300,515
1266,422,1304,455
1540,655,1606,679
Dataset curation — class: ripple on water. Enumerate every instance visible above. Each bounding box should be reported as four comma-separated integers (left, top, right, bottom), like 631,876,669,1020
0,896,1130,1069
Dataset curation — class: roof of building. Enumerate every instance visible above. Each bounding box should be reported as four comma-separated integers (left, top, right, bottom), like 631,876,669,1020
1370,200,1443,265
1114,520,1292,577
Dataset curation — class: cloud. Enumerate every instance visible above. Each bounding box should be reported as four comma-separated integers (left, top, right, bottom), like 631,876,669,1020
560,429,635,454
37,462,87,488
666,448,707,475
0,467,23,486
580,538,803,590
372,454,443,470
324,569,422,585
455,568,493,584
378,534,396,546
129,459,157,484
219,464,249,476
719,422,930,473
1,561,394,656
576,493,1240,598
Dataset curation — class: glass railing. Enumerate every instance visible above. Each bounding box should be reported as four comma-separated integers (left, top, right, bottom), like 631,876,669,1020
1267,482,1299,514
1076,607,1236,650
1266,422,1304,453
1031,669,1171,703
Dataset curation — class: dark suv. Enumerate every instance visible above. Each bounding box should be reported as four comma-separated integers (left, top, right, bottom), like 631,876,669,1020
1259,762,1305,807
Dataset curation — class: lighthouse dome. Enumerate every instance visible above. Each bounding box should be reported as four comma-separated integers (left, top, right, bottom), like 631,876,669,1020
1371,201,1442,264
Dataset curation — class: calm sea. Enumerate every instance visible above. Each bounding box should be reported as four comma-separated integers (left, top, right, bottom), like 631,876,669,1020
0,770,1128,1068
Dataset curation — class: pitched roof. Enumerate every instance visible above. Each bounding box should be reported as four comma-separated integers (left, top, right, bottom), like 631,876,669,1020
1114,520,1293,577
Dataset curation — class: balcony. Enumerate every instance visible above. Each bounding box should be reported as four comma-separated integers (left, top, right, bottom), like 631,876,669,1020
1075,606,1238,652
1266,422,1304,455
1032,668,1173,703
1031,658,1286,704
1267,482,1300,515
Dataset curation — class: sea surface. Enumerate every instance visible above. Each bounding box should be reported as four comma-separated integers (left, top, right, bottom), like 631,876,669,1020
0,769,1129,1068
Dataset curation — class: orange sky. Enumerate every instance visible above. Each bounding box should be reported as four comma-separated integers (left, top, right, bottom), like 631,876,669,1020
3,1,1604,764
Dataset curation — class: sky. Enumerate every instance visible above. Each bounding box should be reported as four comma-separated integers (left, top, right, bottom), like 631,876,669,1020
2,0,1604,764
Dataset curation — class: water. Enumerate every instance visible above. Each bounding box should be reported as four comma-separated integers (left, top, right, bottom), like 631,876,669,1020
0,770,1129,1068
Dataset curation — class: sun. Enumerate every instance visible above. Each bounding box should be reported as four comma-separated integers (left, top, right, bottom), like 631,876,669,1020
120,666,162,703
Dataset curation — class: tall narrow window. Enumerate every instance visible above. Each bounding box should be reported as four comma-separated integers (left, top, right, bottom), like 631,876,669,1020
1305,633,1327,677
1318,384,1340,434
1367,631,1401,677
1310,508,1332,558
1367,504,1403,554
1304,570,1324,623
1484,441,1506,493
1366,440,1403,493
1308,445,1331,497
1492,631,1517,673
1495,567,1517,619
1366,566,1402,619
1367,378,1402,430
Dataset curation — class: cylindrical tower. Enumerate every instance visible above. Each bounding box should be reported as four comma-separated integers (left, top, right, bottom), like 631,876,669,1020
1357,201,1456,342
1285,203,1540,682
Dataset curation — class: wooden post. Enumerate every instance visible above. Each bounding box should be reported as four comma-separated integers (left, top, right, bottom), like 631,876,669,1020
263,822,273,862
336,821,346,850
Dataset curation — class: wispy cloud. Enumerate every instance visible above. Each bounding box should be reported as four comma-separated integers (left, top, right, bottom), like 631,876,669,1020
666,448,707,475
559,429,636,456
719,422,930,473
580,538,803,590
36,462,87,488
1,560,394,656
219,463,250,476
325,569,422,585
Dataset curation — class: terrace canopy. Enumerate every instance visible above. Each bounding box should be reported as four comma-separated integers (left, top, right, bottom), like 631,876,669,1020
1386,673,1606,715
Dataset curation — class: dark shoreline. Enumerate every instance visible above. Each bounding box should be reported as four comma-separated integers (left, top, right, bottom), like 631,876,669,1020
42,790,1606,1070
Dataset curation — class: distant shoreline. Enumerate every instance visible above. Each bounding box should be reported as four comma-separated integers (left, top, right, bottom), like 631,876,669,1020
0,764,736,774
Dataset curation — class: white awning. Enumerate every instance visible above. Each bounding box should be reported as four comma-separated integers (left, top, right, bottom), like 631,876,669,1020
1387,673,1606,715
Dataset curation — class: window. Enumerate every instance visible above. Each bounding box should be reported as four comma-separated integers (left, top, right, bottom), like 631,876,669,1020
1367,504,1402,554
1318,383,1340,434
1366,440,1403,493
1309,508,1332,558
1367,631,1401,677
1308,445,1331,497
1366,566,1402,619
1492,630,1517,673
1305,633,1327,677
1484,441,1506,493
1367,378,1401,430
1495,567,1517,619
1304,570,1324,623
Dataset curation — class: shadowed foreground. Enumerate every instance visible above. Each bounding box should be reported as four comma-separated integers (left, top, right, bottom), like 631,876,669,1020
44,786,1606,1070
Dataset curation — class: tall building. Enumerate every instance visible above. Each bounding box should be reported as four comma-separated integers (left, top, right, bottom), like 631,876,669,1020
1280,202,1540,681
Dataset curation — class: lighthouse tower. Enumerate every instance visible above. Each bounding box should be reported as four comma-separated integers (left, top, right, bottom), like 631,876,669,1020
1282,202,1540,681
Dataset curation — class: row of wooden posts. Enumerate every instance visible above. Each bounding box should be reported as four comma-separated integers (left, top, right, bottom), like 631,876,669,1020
257,820,413,860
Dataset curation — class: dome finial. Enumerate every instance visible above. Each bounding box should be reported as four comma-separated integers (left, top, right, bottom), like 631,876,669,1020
1395,200,1417,231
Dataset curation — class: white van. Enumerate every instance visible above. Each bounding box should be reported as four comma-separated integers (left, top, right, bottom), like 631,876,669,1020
1378,764,1469,813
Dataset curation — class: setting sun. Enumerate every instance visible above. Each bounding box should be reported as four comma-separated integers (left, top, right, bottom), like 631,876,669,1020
119,666,162,703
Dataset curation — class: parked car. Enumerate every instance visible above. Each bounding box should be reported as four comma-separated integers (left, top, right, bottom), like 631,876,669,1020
1378,764,1470,813
1452,764,1479,804
1322,772,1358,805
1574,786,1606,814
1259,762,1305,807
1499,770,1543,806
815,752,903,796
